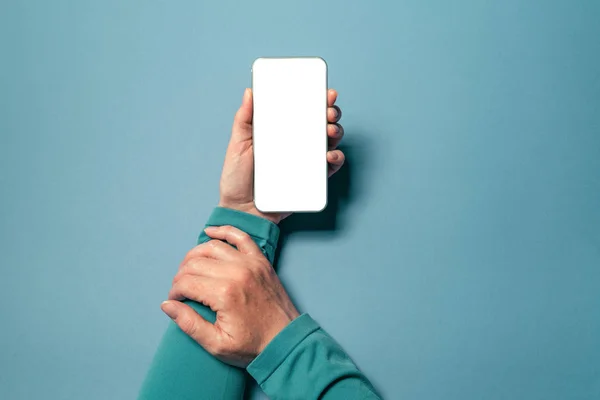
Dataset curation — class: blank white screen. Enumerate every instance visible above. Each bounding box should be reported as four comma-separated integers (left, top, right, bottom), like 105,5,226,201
252,57,328,212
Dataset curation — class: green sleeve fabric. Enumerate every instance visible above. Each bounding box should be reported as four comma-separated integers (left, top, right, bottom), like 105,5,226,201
140,207,378,399
247,313,381,399
198,207,279,256
138,207,279,400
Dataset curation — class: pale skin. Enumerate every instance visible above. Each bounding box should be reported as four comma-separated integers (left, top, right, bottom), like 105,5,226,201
161,88,345,368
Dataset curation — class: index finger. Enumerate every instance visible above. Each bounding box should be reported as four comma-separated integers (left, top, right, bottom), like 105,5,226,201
181,240,239,265
203,225,261,256
327,89,338,107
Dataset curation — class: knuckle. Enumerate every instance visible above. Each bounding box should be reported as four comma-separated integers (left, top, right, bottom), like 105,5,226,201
235,268,253,285
175,275,194,292
240,234,253,246
184,247,198,260
195,241,214,254
177,264,193,279
207,240,225,251
220,280,238,299
186,259,203,273
235,227,248,238
178,273,191,284
171,274,182,288
176,262,190,276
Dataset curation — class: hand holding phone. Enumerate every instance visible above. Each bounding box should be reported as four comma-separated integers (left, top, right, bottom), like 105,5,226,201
217,59,345,222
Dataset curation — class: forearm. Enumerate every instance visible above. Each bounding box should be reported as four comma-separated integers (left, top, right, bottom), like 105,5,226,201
138,207,279,400
139,208,378,399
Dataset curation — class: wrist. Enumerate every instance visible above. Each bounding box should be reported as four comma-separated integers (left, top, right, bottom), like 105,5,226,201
258,309,301,355
218,200,282,224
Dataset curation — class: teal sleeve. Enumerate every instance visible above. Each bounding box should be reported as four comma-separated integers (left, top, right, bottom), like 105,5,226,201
247,314,381,400
197,207,279,257
138,207,279,400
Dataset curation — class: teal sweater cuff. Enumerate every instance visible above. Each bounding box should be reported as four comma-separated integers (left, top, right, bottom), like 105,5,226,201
247,313,320,385
200,207,280,248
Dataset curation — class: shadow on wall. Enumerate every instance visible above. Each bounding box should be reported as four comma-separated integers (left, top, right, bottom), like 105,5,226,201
281,136,366,231
272,132,373,269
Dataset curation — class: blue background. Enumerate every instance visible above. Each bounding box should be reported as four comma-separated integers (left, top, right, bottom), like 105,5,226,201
1,1,599,399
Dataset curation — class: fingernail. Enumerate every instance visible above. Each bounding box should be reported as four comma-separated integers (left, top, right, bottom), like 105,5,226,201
334,125,341,134
243,88,250,102
204,226,218,233
161,301,178,319
332,108,338,118
330,152,339,161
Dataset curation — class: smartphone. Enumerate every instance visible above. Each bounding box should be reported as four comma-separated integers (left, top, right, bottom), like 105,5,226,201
252,57,328,213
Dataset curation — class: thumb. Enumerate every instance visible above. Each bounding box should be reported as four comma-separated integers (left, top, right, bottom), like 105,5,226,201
161,301,218,349
231,88,253,141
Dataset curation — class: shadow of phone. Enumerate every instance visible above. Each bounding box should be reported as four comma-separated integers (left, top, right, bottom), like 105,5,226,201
273,134,370,266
